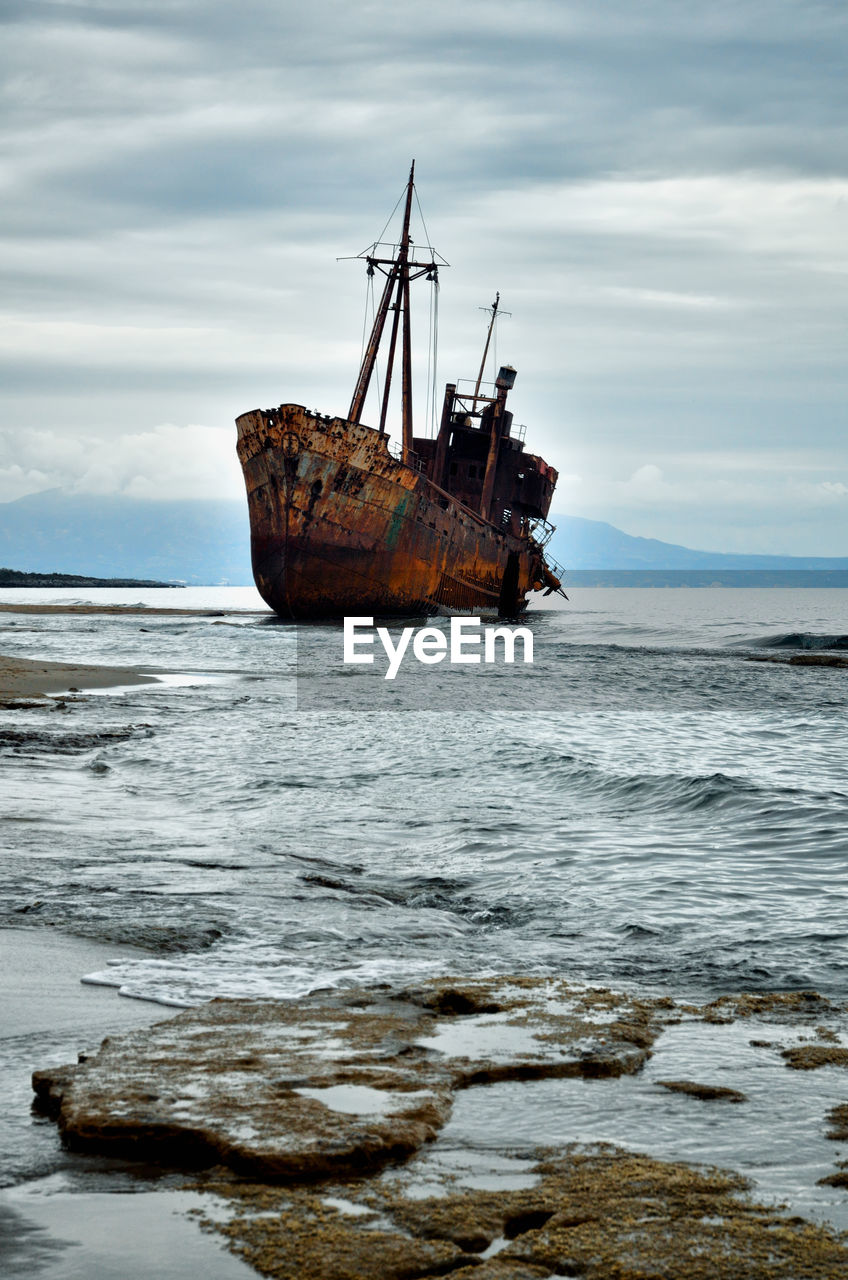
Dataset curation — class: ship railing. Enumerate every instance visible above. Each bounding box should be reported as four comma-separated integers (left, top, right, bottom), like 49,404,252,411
544,551,566,581
454,379,497,413
512,422,528,443
526,516,556,547
354,240,447,267
387,439,426,473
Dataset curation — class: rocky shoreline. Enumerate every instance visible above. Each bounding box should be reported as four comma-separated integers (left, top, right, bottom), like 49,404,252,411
748,653,848,669
33,977,848,1278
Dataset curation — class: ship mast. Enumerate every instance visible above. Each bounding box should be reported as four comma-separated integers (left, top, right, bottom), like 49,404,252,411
347,163,444,466
399,170,415,464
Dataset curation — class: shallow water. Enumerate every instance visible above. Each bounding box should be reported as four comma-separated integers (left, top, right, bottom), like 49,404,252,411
0,1179,252,1279
1,586,848,1225
2,587,846,1005
437,1013,848,1230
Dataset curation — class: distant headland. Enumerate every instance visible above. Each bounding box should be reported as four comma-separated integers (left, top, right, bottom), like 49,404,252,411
0,568,179,589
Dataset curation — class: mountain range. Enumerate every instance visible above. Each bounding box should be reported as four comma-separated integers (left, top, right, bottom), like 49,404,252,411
0,490,252,584
0,490,846,584
545,515,848,573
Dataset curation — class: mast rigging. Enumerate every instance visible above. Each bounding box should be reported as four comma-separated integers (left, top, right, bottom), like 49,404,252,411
346,162,446,463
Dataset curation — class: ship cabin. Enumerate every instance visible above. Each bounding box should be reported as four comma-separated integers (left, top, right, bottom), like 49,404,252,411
412,365,558,537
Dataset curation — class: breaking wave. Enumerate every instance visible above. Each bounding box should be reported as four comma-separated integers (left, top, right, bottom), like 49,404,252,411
750,632,848,650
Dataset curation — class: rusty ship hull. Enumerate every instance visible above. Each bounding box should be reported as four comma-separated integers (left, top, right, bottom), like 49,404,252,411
237,404,547,618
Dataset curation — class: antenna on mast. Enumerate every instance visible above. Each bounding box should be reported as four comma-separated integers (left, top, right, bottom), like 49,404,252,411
473,293,511,400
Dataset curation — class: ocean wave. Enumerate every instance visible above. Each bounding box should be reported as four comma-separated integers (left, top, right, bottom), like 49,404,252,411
4,587,847,1019
512,748,809,817
584,768,771,814
298,870,536,929
749,632,848,650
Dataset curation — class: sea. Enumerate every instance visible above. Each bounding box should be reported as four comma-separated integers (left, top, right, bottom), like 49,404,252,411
1,585,848,1244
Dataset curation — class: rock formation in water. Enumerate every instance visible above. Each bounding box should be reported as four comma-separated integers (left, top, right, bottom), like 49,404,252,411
32,977,848,1280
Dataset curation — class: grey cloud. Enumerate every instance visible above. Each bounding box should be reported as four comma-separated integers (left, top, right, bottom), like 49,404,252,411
1,0,847,552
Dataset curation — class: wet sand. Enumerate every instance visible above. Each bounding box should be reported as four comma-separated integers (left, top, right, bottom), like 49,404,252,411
0,928,253,1279
0,928,169,1041
0,654,159,700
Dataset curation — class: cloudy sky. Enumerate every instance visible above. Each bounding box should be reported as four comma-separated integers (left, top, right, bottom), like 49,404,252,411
2,0,847,552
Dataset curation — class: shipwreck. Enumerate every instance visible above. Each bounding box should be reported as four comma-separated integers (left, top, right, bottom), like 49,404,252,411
236,164,564,619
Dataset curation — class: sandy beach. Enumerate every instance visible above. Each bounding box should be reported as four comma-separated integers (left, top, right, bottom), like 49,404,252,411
0,928,168,1041
0,654,158,700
